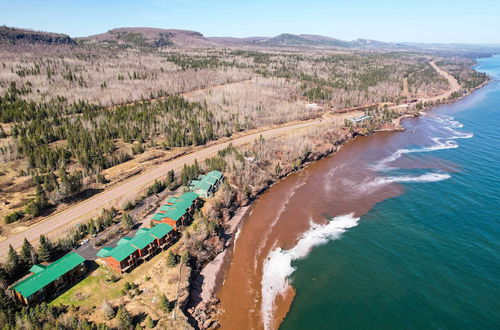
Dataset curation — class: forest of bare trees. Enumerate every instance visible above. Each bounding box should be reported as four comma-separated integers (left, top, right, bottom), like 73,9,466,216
0,40,489,235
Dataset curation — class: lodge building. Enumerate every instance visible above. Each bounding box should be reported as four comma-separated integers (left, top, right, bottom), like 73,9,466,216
151,191,200,229
97,222,175,273
189,170,224,198
10,252,87,305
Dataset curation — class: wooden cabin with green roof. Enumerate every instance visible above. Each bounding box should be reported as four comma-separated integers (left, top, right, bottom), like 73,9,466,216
97,223,175,273
10,252,87,305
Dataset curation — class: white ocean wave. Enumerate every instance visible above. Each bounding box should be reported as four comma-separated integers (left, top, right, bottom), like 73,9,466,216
255,177,308,268
261,213,360,330
368,172,451,186
373,113,474,171
373,137,458,171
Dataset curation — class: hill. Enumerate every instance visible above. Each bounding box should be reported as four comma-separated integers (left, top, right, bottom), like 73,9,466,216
79,27,218,48
0,26,76,45
208,33,396,49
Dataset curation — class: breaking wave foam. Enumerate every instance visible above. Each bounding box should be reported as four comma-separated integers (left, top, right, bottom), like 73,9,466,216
374,138,458,170
369,172,451,186
373,115,473,171
255,177,308,267
261,213,360,330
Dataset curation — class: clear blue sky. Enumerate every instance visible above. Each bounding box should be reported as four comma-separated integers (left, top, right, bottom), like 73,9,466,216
0,0,499,44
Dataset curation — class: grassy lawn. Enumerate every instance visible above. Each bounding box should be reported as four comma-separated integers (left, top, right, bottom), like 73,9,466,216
50,240,185,308
50,266,124,307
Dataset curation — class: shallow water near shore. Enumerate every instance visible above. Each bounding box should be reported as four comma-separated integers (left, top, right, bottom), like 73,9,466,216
217,56,500,329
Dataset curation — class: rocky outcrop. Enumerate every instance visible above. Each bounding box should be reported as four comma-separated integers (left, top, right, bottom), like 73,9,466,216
0,26,76,45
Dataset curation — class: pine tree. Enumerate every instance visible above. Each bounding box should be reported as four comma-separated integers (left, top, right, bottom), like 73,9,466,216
7,245,20,275
181,164,189,186
166,169,175,186
20,238,37,269
121,213,134,231
38,235,53,262
25,185,51,217
158,294,171,313
116,305,133,329
181,250,190,266
145,315,154,328
166,251,177,268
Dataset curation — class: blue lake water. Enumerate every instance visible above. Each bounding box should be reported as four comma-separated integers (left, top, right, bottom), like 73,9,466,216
280,56,500,330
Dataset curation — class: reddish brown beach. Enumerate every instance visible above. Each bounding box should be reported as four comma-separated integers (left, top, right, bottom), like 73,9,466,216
216,131,413,329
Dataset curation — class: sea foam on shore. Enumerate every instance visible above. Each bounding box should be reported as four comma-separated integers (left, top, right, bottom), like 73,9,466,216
261,213,360,330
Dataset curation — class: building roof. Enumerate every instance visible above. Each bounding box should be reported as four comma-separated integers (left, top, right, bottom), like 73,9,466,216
164,207,187,221
129,233,156,250
166,197,178,204
189,179,202,187
101,223,174,263
148,223,173,238
204,176,218,185
96,247,113,258
207,170,223,180
179,192,199,201
106,242,138,262
136,228,150,235
117,237,132,245
159,204,175,212
152,213,167,221
12,252,86,298
168,199,191,211
191,181,212,192
29,264,46,274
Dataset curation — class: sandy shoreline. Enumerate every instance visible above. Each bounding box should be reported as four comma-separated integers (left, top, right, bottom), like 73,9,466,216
198,205,250,303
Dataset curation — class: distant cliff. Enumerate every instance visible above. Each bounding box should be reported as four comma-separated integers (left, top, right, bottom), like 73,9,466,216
0,26,76,45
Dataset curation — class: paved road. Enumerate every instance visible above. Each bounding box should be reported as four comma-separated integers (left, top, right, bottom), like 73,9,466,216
0,112,357,257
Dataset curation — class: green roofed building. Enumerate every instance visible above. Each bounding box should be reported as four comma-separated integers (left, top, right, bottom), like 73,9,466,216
10,252,87,305
159,204,175,212
96,247,113,258
152,213,167,221
189,171,224,198
179,191,199,202
152,192,200,229
166,197,178,205
29,264,46,274
98,223,174,273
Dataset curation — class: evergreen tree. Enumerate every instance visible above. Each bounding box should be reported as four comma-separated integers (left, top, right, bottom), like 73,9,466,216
7,245,20,275
166,250,177,268
20,238,38,269
166,169,175,186
144,315,154,328
116,305,133,329
38,235,53,262
121,213,134,231
25,185,51,217
158,294,171,313
181,250,190,266
181,164,189,186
